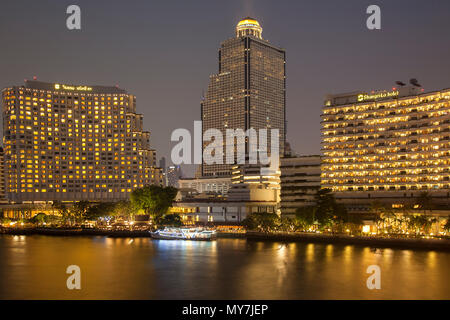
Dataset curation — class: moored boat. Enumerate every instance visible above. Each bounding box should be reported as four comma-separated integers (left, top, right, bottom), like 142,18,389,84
151,227,217,240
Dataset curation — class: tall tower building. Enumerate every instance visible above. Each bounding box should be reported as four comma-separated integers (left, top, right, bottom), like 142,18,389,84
1,80,163,203
201,17,286,177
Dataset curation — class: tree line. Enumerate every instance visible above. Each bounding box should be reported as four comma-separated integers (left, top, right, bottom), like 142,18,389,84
0,185,181,228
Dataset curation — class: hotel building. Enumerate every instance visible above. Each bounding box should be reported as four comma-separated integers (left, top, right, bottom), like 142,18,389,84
0,147,6,203
321,86,450,209
1,80,163,203
201,17,286,177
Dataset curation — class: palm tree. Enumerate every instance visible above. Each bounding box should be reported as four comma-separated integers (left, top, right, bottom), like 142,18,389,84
417,192,433,215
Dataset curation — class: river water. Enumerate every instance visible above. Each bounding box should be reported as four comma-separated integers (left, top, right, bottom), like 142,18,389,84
0,235,448,299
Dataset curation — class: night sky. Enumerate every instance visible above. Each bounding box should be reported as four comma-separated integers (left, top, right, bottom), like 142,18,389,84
1,0,449,176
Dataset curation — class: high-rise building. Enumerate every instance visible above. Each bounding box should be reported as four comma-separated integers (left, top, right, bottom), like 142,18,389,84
1,80,163,203
321,86,450,209
0,147,7,203
201,17,286,177
166,165,182,187
158,156,166,186
159,156,166,173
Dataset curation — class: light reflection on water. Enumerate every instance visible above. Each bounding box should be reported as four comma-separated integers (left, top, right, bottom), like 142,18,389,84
0,235,448,300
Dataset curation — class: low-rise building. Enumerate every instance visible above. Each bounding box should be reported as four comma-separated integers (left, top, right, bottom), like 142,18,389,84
280,155,321,216
177,176,232,195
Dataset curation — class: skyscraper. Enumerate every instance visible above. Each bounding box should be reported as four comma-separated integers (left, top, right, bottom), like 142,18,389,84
1,80,163,203
201,17,286,177
166,165,182,187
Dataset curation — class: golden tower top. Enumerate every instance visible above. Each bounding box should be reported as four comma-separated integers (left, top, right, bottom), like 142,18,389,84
236,17,262,39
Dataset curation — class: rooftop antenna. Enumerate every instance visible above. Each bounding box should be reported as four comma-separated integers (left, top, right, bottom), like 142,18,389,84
409,78,421,87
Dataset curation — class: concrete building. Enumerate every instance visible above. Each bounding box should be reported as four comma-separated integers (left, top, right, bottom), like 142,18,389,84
1,80,163,203
175,162,280,223
166,165,182,187
173,198,278,224
321,85,450,211
159,157,167,186
201,17,286,177
280,155,321,216
0,147,7,203
177,176,231,195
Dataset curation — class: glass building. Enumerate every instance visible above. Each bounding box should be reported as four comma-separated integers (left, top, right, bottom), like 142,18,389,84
201,17,286,177
1,80,163,203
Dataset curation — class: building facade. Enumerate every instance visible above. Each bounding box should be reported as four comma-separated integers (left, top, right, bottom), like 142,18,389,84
0,147,6,203
166,165,182,187
178,176,231,195
280,155,321,216
173,199,278,225
201,17,286,177
321,86,450,209
2,80,163,203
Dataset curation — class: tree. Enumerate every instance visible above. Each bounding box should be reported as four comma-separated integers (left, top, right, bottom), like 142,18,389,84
279,217,297,232
417,192,433,215
85,202,116,220
130,185,178,220
294,206,316,231
314,188,347,229
241,212,279,232
71,201,91,223
113,200,136,219
157,214,182,227
52,200,71,225
30,213,47,225
242,214,259,231
371,201,396,234
443,216,450,233
406,214,437,235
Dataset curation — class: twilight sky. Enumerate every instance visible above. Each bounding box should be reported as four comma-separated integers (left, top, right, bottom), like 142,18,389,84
1,0,449,177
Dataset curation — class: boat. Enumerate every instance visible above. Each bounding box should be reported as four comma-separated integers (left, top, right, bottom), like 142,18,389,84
151,227,217,240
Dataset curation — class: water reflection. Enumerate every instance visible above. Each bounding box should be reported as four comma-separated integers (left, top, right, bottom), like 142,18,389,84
0,235,448,299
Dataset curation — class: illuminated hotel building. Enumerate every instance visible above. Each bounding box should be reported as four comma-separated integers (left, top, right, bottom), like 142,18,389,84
201,17,286,177
0,147,6,203
1,80,163,203
321,86,450,207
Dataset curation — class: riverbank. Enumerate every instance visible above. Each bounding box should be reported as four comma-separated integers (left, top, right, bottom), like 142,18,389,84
1,227,449,250
246,231,450,251
0,227,152,238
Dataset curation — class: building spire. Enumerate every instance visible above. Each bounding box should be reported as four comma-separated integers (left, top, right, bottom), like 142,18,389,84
236,17,262,39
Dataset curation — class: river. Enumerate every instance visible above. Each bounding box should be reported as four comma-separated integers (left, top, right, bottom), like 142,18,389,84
0,235,448,299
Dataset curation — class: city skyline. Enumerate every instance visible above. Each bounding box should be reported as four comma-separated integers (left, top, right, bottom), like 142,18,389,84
0,1,449,304
1,0,450,177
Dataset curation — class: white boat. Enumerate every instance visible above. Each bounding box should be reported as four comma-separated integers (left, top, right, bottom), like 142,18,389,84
151,227,217,240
